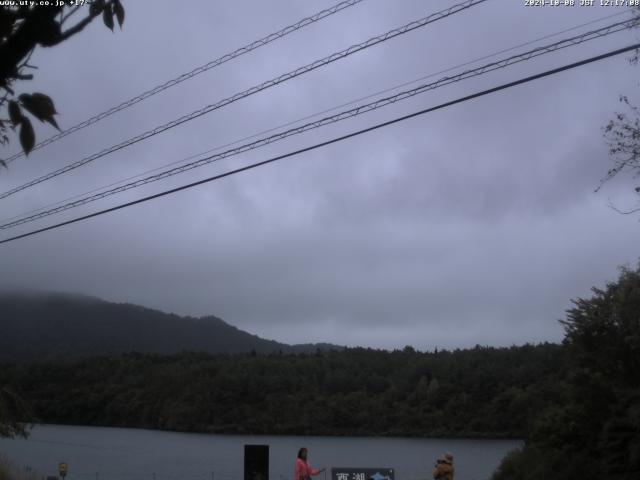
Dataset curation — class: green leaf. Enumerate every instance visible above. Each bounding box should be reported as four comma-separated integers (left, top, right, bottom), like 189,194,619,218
8,101,22,126
113,0,125,28
19,93,59,130
90,0,105,16
19,117,35,155
103,3,114,31
44,115,59,130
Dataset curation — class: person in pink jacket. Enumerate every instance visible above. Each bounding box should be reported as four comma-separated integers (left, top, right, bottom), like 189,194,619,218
295,448,325,480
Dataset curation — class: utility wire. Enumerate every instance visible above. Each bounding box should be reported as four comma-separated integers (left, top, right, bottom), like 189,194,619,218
1,42,638,246
1,9,628,226
0,0,488,200
1,17,634,231
3,0,366,164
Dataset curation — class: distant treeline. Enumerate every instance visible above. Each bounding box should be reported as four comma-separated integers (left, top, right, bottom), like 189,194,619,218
3,265,639,480
0,343,566,438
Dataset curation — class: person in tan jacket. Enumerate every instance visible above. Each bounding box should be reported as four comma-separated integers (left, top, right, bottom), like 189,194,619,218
432,452,454,480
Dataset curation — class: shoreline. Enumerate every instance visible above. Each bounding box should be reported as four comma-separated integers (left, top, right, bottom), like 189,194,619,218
18,423,525,442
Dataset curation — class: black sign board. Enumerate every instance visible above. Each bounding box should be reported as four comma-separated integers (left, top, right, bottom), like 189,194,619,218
244,444,269,480
331,468,394,480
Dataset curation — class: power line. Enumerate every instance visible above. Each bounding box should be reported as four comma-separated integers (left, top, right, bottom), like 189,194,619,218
1,9,628,227
1,17,635,231
1,42,637,246
2,17,632,229
3,0,366,164
0,0,488,200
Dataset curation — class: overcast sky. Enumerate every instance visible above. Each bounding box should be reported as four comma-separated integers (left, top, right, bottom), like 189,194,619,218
1,0,639,350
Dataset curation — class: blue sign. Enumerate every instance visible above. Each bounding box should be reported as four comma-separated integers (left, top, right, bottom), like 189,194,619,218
331,468,394,480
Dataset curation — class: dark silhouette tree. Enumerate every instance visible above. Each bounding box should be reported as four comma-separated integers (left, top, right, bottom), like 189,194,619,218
602,96,640,214
0,1,124,437
0,0,125,165
0,387,31,438
492,263,640,480
598,8,640,214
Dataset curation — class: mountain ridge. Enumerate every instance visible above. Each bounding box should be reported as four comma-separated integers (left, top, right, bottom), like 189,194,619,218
0,290,341,362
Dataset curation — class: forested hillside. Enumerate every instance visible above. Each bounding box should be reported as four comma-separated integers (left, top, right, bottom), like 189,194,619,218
0,343,564,437
0,291,337,361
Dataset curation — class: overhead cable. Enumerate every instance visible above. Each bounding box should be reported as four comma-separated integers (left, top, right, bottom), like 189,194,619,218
0,0,488,200
1,9,628,226
3,0,366,163
1,42,638,246
1,17,635,231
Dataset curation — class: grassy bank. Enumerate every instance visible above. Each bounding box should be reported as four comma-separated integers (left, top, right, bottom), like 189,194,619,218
0,456,40,480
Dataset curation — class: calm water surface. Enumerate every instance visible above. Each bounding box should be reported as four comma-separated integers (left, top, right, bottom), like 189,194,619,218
0,425,520,480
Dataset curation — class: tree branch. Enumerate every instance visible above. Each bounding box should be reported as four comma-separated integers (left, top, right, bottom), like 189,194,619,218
0,7,62,84
56,9,102,44
60,5,82,26
607,198,640,215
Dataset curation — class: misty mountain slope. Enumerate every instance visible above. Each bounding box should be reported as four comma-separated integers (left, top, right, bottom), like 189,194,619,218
0,291,336,362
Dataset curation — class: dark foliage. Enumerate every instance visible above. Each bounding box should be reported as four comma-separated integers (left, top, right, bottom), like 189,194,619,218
0,386,31,438
0,343,565,438
492,265,640,480
599,7,640,214
0,1,125,162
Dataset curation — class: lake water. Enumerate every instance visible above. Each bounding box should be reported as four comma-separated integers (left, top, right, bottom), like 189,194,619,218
0,425,519,480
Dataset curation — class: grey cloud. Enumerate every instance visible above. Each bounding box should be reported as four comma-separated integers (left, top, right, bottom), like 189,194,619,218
1,0,639,350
